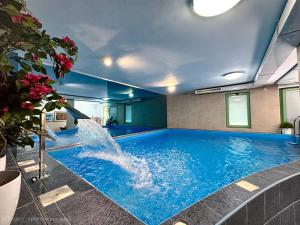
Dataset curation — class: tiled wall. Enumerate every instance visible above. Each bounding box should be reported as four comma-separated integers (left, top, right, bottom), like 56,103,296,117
167,85,281,133
222,174,300,225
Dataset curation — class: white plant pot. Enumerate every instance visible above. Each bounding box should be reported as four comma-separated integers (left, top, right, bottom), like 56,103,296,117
0,171,21,225
0,154,6,171
281,128,293,135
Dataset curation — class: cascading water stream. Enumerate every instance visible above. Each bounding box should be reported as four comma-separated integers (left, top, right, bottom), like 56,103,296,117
74,119,153,189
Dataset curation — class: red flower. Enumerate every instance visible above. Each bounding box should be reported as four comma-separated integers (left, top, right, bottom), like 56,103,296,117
21,74,52,88
11,15,23,23
21,102,34,111
53,53,73,71
63,36,76,47
29,83,52,100
11,13,41,27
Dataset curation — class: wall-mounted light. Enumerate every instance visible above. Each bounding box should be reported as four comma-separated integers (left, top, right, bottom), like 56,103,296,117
193,0,241,17
223,72,243,80
102,56,113,67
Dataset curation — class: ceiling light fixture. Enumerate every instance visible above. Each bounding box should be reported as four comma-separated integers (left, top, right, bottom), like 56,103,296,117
129,93,134,98
167,85,176,93
102,56,113,67
193,0,241,17
102,97,110,101
223,72,243,80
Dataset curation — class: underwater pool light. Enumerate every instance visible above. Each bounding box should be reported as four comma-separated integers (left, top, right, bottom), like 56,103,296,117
193,0,241,17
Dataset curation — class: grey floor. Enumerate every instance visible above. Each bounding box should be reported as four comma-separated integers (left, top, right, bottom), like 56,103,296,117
6,146,143,225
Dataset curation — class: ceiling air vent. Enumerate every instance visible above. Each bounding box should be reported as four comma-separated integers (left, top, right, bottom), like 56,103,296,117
195,87,222,95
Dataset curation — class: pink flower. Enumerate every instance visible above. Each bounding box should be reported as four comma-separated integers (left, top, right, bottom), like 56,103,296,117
21,102,34,111
53,53,73,71
63,36,76,47
21,74,52,88
29,83,52,100
11,15,23,23
2,106,9,112
11,13,41,27
21,79,31,87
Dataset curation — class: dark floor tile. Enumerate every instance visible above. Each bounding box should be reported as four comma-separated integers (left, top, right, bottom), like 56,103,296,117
164,202,222,225
294,200,300,225
226,206,247,225
58,189,143,225
42,204,70,225
28,179,48,197
265,216,280,225
225,184,254,201
265,185,280,222
41,165,78,191
280,204,295,225
17,178,33,208
274,165,300,176
201,187,244,216
258,168,289,182
279,176,300,210
286,161,300,170
244,174,274,191
248,193,264,225
11,202,46,225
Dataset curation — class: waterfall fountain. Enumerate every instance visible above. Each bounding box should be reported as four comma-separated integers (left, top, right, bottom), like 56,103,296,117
76,119,153,189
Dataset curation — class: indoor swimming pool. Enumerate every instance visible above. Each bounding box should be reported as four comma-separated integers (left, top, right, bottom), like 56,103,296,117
47,129,300,225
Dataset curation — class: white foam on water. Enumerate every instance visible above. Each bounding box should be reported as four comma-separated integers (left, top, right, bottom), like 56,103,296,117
75,119,153,189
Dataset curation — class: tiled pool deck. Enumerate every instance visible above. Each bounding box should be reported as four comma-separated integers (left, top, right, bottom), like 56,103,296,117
6,145,300,225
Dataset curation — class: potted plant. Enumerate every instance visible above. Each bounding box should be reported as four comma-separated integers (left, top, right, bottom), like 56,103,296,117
0,0,78,224
280,122,294,135
0,131,7,171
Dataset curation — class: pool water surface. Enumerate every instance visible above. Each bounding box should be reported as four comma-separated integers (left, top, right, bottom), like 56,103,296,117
48,129,300,225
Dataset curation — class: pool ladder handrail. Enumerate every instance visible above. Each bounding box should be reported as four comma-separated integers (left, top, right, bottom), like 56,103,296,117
288,115,300,145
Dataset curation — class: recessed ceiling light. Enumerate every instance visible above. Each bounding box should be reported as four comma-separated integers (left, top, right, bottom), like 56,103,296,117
223,72,243,80
102,56,113,67
167,85,176,93
193,0,241,17
102,97,110,101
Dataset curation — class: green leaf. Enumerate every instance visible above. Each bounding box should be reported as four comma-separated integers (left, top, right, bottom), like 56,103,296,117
32,109,41,115
32,64,41,72
31,116,40,125
40,66,47,74
1,4,20,16
22,120,33,130
44,102,56,112
0,53,14,72
20,62,32,72
20,93,28,100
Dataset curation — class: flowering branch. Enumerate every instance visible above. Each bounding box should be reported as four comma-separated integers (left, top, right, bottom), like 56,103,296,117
0,0,78,147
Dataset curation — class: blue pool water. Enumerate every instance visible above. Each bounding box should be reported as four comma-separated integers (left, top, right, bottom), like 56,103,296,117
48,129,300,225
103,125,157,137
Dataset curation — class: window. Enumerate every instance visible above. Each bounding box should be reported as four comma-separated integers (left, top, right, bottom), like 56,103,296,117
280,88,300,123
226,92,251,128
125,105,132,123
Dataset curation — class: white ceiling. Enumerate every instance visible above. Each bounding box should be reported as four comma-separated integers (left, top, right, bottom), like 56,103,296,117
26,0,287,94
